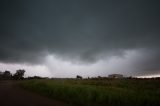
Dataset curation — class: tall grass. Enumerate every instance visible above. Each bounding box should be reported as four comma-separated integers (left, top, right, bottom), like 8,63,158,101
19,79,160,106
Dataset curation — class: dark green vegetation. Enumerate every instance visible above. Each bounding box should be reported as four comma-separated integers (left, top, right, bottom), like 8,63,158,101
0,69,25,80
19,78,160,106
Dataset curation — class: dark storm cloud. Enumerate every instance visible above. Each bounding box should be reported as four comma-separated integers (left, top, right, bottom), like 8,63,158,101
125,49,160,75
0,0,160,71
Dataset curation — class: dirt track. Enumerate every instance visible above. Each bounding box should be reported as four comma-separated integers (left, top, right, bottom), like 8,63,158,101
0,81,71,106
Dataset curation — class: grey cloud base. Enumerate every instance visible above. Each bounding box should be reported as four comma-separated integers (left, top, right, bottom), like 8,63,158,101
0,0,160,75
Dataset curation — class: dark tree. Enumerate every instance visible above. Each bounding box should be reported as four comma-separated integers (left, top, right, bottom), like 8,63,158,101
0,71,12,80
3,71,12,79
13,69,25,80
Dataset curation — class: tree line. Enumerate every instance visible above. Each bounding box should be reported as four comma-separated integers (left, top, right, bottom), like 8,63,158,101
0,69,25,80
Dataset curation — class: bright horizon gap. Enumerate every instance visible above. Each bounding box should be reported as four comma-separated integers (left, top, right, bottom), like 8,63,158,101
0,49,160,78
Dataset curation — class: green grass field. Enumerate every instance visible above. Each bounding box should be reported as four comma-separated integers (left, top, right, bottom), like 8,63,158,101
19,78,160,106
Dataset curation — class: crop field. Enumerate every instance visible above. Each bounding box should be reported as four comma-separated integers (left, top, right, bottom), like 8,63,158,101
19,78,160,106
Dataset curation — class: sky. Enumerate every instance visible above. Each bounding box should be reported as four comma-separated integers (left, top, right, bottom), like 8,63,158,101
0,0,160,78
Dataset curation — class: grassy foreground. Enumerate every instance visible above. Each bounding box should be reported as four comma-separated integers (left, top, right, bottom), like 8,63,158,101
19,78,160,106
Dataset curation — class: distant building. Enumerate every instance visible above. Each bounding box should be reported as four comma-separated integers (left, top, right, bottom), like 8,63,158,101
108,74,123,78
76,75,82,79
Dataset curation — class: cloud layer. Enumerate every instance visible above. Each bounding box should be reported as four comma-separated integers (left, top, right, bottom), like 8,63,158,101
0,0,160,76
